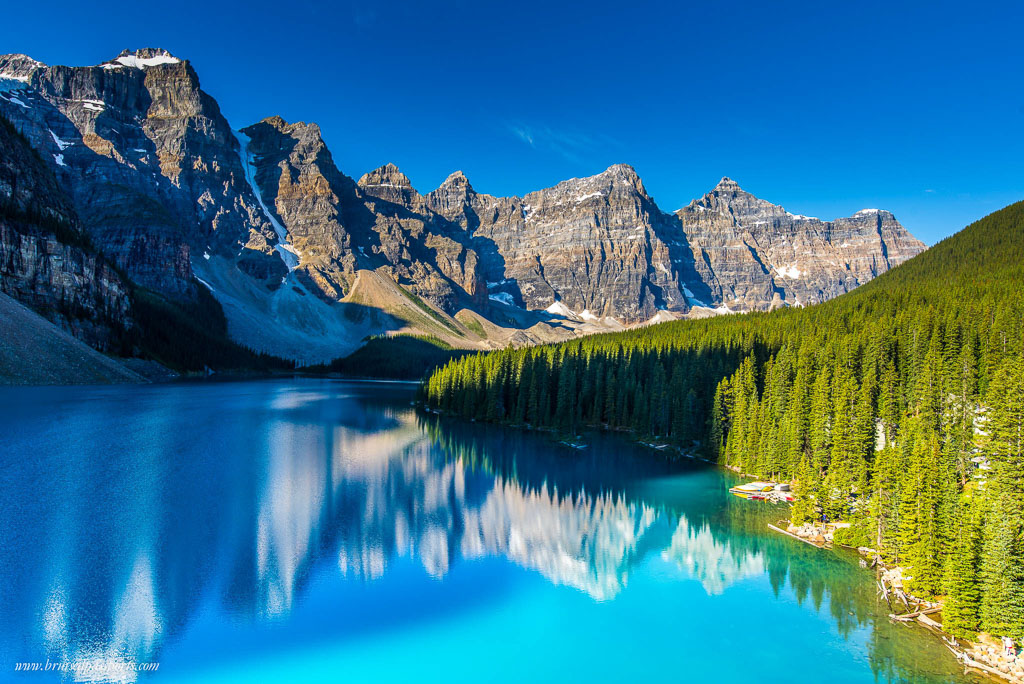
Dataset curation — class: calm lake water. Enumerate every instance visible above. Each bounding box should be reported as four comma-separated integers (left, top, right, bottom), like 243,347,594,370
0,379,976,683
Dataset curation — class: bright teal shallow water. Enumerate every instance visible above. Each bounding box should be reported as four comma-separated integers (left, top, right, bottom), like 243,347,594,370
0,380,976,684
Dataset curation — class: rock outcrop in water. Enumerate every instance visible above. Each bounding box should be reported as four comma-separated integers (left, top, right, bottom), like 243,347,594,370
0,48,928,364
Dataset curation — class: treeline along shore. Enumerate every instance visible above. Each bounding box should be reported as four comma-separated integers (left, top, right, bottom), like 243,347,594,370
421,200,1024,650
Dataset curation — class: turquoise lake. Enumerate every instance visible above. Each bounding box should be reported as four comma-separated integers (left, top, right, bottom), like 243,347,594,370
0,379,978,683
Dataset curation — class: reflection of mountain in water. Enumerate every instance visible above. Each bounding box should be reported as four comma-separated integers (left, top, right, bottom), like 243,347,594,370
245,402,766,602
0,382,950,683
465,486,670,599
663,518,766,596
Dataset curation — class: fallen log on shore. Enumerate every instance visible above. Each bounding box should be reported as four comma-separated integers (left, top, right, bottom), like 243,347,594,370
767,522,829,548
889,606,942,621
943,638,1009,680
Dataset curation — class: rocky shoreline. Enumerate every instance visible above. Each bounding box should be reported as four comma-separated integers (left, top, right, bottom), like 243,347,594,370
774,521,1023,683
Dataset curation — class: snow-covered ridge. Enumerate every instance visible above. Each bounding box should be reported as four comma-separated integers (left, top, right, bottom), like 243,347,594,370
544,300,622,325
102,52,181,70
855,208,881,215
545,300,574,317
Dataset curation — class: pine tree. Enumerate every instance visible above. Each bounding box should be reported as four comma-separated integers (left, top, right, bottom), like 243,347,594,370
943,499,983,639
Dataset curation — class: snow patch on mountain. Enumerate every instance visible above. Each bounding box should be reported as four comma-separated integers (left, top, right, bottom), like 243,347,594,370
235,131,301,271
48,129,72,151
682,284,709,308
774,265,802,279
545,300,574,317
0,92,29,108
0,75,29,91
104,53,181,69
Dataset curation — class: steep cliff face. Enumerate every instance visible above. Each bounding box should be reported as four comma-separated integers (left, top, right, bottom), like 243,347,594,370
0,49,282,297
0,115,131,351
677,178,927,310
357,163,485,312
428,164,691,322
238,116,357,299
426,167,928,322
237,120,486,314
0,49,928,364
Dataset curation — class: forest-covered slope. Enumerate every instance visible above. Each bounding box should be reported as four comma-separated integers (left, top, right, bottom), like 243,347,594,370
422,200,1024,641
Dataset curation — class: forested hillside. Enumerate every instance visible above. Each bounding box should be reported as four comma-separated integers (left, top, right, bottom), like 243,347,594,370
422,200,1024,641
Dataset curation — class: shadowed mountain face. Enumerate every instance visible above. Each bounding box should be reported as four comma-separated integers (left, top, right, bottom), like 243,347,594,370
0,50,291,299
0,103,132,353
0,49,926,362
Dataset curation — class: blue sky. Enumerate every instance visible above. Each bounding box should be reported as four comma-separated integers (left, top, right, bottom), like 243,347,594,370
2,0,1022,244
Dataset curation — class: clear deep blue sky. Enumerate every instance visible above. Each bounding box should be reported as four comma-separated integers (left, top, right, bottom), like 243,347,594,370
3,0,1022,244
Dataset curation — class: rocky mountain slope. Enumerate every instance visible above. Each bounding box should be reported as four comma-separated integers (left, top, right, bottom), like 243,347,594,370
0,291,142,385
0,110,132,352
0,48,927,365
678,177,927,310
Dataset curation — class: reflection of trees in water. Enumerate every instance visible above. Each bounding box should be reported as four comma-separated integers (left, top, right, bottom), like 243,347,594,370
422,414,773,598
0,385,972,683
427,414,975,682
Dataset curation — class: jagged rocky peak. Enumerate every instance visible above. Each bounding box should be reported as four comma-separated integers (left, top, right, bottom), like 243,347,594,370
684,176,789,220
359,162,413,188
603,162,642,184
674,176,927,311
849,207,896,222
244,115,329,157
439,169,472,191
0,54,45,81
258,114,321,137
0,47,277,296
358,163,420,204
426,170,476,220
101,48,182,70
523,163,651,211
574,162,646,196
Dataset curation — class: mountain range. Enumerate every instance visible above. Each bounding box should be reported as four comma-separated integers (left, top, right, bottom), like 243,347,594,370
0,48,926,369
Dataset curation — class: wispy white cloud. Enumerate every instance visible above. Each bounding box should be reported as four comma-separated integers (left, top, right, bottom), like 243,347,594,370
504,122,622,164
510,125,535,147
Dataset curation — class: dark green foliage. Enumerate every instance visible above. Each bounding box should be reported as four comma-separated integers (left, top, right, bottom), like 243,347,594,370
833,518,874,549
309,334,470,380
424,200,1024,640
944,499,983,639
129,283,295,373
